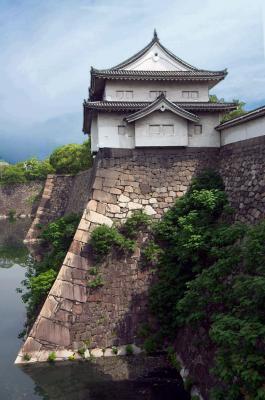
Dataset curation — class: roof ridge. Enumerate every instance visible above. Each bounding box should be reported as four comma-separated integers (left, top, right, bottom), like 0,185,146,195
124,94,199,123
109,32,199,71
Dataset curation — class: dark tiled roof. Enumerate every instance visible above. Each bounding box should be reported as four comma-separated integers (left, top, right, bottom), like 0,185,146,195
125,94,199,123
91,68,227,80
216,105,265,130
84,100,237,112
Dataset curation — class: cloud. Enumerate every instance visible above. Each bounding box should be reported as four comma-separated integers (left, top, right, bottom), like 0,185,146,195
0,0,264,161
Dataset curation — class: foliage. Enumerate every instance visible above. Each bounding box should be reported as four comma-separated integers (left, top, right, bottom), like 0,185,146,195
0,158,54,185
22,353,31,362
112,346,118,355
18,213,80,328
141,240,162,267
77,347,86,358
146,169,265,399
143,336,160,355
27,269,57,311
0,139,92,185
68,353,76,361
209,95,246,123
90,224,135,260
47,352,56,363
166,346,181,371
87,275,104,289
221,100,246,123
49,139,92,174
137,323,151,339
209,94,225,103
121,210,151,238
125,344,134,356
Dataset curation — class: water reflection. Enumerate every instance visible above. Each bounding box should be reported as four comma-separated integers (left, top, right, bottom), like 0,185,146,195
20,357,189,400
0,217,189,400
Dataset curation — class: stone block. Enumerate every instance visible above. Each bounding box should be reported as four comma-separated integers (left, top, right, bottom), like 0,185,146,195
93,190,116,203
125,186,133,193
78,218,90,231
93,177,103,190
128,202,143,210
86,199,98,211
107,204,121,213
144,205,156,215
97,202,106,214
149,198,157,204
35,317,71,346
118,194,130,203
22,337,42,353
87,210,113,226
109,188,122,195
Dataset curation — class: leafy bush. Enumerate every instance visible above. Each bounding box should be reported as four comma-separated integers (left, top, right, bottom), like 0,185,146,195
22,353,31,362
47,352,56,363
146,169,265,399
49,140,92,174
90,225,135,260
121,210,151,238
141,240,162,267
0,158,54,185
143,336,160,355
87,275,104,289
125,344,134,356
19,213,80,327
28,269,57,310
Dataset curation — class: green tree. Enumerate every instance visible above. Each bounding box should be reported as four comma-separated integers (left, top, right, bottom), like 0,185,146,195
49,139,92,174
221,99,246,123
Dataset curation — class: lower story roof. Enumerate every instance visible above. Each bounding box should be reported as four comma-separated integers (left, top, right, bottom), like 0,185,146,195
83,100,237,113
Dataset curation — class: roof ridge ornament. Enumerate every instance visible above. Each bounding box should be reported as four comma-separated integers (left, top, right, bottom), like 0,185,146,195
153,29,159,41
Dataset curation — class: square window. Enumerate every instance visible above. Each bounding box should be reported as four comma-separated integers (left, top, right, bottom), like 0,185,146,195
182,91,189,98
162,124,174,136
116,91,124,100
191,91,199,99
125,91,133,99
149,125,160,135
194,124,202,134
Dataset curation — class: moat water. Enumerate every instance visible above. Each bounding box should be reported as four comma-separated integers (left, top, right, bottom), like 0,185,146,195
0,218,189,400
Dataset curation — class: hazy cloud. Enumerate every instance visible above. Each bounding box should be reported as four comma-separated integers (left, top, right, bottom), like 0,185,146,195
0,0,264,161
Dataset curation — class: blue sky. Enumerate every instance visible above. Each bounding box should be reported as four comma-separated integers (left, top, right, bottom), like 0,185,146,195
0,0,264,162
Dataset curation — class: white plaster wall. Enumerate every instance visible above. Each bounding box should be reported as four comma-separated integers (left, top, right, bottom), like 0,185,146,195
104,80,209,102
91,115,99,152
123,43,189,71
220,116,265,145
188,112,221,148
97,113,135,149
135,110,188,147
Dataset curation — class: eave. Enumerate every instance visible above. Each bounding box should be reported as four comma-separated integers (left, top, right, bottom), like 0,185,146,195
216,105,265,130
83,100,237,133
89,68,227,100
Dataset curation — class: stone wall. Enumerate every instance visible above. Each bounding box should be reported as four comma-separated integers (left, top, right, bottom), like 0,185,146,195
0,182,43,218
219,136,265,224
25,168,93,242
17,147,219,361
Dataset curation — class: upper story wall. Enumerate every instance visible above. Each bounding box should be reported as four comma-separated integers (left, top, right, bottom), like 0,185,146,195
104,80,209,102
220,115,265,145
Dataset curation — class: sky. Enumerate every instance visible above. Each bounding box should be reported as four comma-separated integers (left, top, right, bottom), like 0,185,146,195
0,0,264,162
